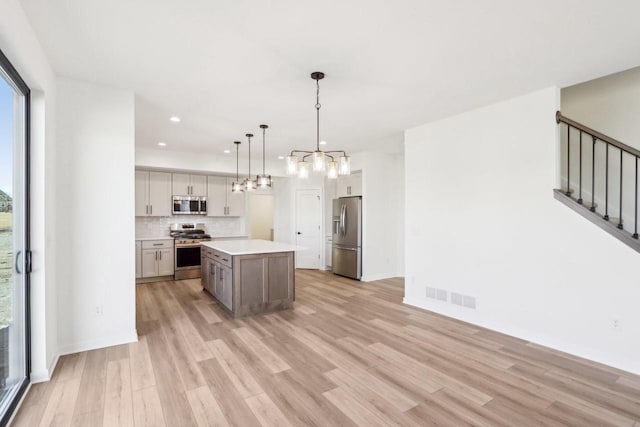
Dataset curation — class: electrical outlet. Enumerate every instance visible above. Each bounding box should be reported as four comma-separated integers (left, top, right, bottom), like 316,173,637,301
95,305,104,316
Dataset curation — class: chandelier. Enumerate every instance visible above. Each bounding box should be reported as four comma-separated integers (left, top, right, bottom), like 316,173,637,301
286,72,351,179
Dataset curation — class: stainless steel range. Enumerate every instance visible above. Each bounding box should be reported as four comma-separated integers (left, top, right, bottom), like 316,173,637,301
170,223,211,280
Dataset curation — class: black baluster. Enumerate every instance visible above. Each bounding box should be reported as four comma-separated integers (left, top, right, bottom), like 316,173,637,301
578,131,583,204
565,125,571,196
591,136,596,212
634,156,638,239
604,144,609,221
618,149,623,229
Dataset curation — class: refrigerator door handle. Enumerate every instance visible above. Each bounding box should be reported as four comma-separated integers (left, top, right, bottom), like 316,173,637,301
341,204,346,236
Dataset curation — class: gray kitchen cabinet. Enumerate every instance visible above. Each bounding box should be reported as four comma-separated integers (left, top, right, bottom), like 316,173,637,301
219,264,233,310
201,246,294,317
173,173,207,196
136,170,172,216
207,175,245,217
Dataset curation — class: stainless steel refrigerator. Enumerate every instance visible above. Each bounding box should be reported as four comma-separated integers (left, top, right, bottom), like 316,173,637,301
332,196,362,279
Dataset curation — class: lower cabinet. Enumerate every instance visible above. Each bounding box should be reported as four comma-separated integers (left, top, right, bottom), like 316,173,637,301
135,241,142,278
201,248,294,317
218,264,233,310
140,240,174,278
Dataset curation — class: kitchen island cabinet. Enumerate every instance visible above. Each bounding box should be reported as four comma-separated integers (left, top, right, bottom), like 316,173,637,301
201,240,298,317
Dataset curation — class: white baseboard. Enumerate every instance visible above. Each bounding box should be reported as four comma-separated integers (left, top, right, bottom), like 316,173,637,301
361,273,400,282
31,353,60,383
57,330,138,357
402,296,640,376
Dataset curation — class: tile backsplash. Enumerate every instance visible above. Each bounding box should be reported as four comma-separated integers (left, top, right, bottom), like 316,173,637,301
136,216,246,238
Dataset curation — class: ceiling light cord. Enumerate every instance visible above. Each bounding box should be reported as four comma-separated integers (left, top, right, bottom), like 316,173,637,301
247,135,252,177
316,79,321,151
263,126,266,174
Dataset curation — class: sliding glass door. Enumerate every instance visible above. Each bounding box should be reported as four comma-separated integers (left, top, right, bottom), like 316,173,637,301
0,49,30,424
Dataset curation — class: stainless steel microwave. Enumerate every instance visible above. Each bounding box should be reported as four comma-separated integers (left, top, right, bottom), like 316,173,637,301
172,196,207,215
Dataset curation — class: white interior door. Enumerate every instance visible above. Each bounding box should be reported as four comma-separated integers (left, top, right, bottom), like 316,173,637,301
295,189,322,269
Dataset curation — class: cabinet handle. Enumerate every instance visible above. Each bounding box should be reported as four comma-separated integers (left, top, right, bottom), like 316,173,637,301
155,251,158,260
152,243,163,246
146,205,149,214
159,251,162,260
220,269,223,280
222,258,229,262
150,205,153,215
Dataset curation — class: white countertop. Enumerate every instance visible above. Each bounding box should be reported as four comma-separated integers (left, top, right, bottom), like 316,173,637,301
136,236,172,241
201,239,301,255
135,234,249,241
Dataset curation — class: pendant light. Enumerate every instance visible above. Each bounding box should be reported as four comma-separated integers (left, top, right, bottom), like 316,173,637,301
231,141,243,193
256,124,272,188
285,72,351,179
243,133,257,192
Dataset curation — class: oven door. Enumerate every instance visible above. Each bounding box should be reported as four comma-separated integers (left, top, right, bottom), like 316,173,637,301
175,245,201,270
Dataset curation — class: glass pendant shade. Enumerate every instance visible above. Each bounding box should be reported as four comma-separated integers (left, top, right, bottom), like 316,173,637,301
244,178,257,192
312,151,326,172
298,161,310,179
286,155,298,175
338,155,351,175
231,181,244,193
257,174,271,188
327,161,338,179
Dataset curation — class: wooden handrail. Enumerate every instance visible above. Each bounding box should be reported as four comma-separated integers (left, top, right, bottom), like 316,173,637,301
556,111,640,158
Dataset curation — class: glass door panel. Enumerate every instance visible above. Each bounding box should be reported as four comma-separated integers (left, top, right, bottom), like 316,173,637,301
0,50,29,423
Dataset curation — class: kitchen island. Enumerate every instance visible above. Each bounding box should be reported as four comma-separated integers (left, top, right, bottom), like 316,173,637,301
200,239,298,317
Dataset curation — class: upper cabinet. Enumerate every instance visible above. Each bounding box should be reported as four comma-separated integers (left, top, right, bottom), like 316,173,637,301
336,172,362,198
172,173,207,196
207,176,245,217
135,170,172,216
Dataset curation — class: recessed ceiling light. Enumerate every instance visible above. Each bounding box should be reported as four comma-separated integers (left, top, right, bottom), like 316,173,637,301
224,149,231,154
157,142,167,147
278,156,284,160
319,140,327,145
169,116,181,123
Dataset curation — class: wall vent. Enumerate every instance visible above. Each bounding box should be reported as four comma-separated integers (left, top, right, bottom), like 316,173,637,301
463,295,477,309
451,292,464,306
426,287,437,299
426,286,448,302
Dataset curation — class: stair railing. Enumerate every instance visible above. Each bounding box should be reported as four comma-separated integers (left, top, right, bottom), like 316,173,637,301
556,111,640,239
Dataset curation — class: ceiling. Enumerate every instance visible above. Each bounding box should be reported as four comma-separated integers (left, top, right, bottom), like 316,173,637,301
19,0,640,158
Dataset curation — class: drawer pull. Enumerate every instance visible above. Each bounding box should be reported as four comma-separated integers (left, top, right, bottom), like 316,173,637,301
222,258,229,262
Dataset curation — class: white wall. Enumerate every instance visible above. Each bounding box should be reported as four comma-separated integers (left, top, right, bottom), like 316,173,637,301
249,194,274,240
0,0,58,381
358,151,404,281
56,78,137,355
562,66,640,145
404,87,640,374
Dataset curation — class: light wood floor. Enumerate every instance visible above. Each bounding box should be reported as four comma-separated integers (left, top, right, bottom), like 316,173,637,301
11,270,640,426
